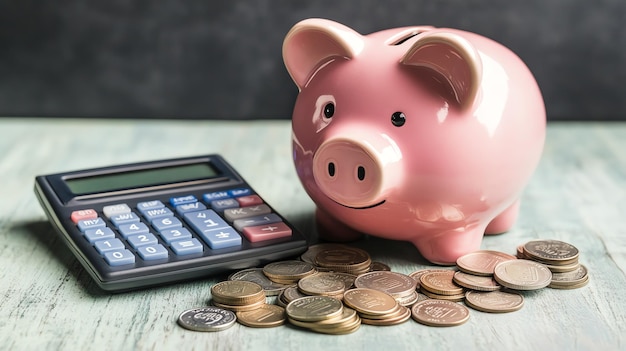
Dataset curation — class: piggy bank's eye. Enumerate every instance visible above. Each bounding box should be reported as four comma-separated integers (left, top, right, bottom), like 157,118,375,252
324,103,335,119
391,112,406,127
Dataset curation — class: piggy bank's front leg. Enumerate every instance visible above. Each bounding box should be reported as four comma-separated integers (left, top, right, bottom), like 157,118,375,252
315,208,364,242
412,227,485,265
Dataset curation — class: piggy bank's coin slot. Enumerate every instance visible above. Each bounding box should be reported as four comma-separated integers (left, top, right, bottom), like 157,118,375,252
390,31,421,45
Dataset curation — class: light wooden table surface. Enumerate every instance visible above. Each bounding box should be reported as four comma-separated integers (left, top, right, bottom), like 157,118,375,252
1,118,624,351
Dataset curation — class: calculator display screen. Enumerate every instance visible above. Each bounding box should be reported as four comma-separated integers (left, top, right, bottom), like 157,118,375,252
64,163,219,195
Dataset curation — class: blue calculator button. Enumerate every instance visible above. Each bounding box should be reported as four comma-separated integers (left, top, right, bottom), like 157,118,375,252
203,191,231,202
159,228,193,244
137,200,165,213
210,198,239,212
127,233,159,249
170,239,204,255
233,213,282,231
142,207,174,222
136,244,169,260
229,188,252,197
77,217,107,232
184,210,231,235
175,202,207,215
151,216,183,233
118,222,150,238
200,228,242,249
84,227,115,243
169,195,197,207
94,238,125,254
110,212,140,227
103,249,135,266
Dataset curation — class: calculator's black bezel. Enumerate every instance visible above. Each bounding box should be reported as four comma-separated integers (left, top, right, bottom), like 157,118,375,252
34,154,309,292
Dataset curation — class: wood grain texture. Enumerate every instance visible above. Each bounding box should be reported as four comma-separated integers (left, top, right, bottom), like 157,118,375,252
0,119,624,351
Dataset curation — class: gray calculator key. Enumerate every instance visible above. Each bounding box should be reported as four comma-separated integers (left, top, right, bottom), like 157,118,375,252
94,238,125,254
103,249,135,266
233,213,282,231
84,227,115,243
102,203,132,219
127,233,159,249
223,204,271,222
210,198,239,212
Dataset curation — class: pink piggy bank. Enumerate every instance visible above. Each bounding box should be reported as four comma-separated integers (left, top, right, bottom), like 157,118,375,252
282,19,545,265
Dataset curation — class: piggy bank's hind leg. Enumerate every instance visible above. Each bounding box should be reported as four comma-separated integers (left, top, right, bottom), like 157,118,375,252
412,227,485,265
485,200,520,235
315,208,364,242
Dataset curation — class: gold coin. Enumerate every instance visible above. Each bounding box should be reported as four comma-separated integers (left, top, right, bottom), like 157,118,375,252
300,243,349,265
236,304,286,328
408,269,450,290
456,250,517,276
262,260,317,283
411,299,470,327
419,289,466,302
420,270,465,296
285,296,344,322
522,239,579,266
210,280,266,305
370,261,391,271
315,246,372,273
360,306,411,326
453,271,501,292
493,259,552,290
211,298,267,312
342,288,399,316
464,290,524,313
297,272,346,296
354,271,417,298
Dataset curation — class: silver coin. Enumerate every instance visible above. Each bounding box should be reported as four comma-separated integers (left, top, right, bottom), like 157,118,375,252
493,259,552,290
228,268,292,296
177,307,237,332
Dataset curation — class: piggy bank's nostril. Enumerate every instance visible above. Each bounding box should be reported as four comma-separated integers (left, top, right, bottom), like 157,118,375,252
357,166,366,181
328,162,336,177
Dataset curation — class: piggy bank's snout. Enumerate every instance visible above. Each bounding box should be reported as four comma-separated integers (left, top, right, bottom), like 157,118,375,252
312,136,402,209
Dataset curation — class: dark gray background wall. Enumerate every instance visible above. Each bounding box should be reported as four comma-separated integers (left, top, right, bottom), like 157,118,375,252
1,0,624,120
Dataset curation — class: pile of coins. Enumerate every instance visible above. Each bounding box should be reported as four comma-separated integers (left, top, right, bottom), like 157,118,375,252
177,238,589,333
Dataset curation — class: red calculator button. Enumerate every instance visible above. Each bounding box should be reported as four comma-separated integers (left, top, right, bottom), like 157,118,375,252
236,195,263,207
71,209,98,224
242,222,292,243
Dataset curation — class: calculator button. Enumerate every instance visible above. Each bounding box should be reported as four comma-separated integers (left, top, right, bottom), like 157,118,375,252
70,209,98,224
136,200,165,213
170,239,204,255
94,238,125,254
77,217,107,232
203,191,231,202
127,233,159,249
233,213,282,231
200,228,242,249
210,199,239,212
103,249,136,266
84,227,116,243
136,244,169,260
184,210,231,235
169,195,197,207
175,202,207,215
142,207,174,222
118,222,150,238
228,188,252,197
109,212,141,227
102,203,132,219
242,222,292,242
223,204,271,222
236,195,264,207
151,216,183,232
159,228,193,244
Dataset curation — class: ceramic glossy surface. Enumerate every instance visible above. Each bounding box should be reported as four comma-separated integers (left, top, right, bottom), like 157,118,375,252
283,18,546,264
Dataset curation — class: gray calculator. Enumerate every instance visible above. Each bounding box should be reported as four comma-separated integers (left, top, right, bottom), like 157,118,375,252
34,154,308,292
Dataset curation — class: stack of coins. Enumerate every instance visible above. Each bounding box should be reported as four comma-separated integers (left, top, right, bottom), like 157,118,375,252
285,295,361,334
418,270,466,302
343,288,411,326
518,239,589,289
276,286,308,307
297,272,347,299
314,245,372,275
228,268,293,296
235,304,286,328
210,280,267,311
262,260,317,284
354,271,419,306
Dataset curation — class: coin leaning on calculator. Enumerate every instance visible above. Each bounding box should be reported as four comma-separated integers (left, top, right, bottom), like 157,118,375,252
177,239,589,333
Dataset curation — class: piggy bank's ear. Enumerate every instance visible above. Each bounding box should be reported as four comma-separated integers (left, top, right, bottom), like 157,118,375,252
283,18,364,90
400,31,482,110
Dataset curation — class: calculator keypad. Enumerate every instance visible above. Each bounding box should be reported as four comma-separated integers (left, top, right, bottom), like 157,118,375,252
70,188,293,267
